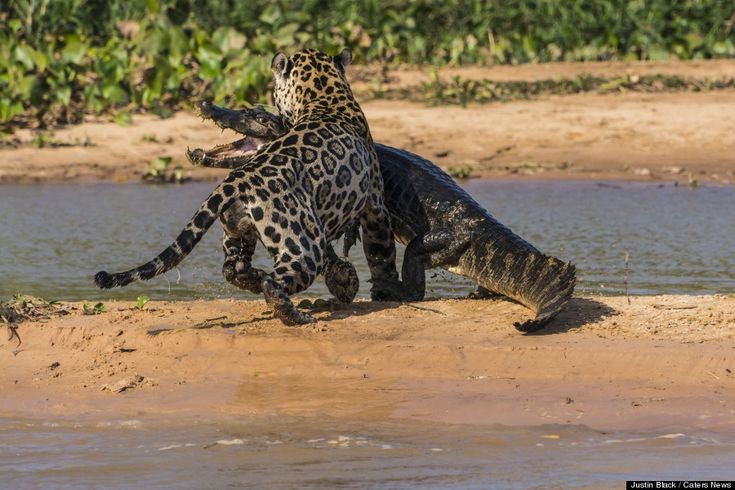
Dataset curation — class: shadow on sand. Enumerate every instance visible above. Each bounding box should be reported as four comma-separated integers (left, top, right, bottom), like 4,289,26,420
304,299,407,322
525,297,617,336
174,296,614,334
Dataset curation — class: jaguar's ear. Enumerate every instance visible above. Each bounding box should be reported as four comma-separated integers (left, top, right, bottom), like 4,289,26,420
334,48,352,70
271,52,289,79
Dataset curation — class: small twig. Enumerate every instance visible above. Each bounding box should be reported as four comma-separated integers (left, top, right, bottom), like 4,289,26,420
624,251,630,305
202,315,227,323
6,323,22,348
191,315,235,330
402,303,447,315
705,370,720,380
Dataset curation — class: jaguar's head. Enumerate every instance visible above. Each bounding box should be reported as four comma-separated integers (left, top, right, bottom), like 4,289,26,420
271,48,353,124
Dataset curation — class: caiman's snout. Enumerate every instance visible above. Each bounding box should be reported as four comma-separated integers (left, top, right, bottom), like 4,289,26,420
196,100,216,119
196,100,237,127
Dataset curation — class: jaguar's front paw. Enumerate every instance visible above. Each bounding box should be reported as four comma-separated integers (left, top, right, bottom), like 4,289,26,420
324,260,359,304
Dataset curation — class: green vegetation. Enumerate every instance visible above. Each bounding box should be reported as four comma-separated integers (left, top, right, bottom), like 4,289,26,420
2,0,734,128
82,302,106,315
411,73,735,106
135,295,150,310
446,164,475,179
1,294,70,323
142,155,188,184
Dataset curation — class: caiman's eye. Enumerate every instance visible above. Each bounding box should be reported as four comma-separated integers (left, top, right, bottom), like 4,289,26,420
256,116,267,124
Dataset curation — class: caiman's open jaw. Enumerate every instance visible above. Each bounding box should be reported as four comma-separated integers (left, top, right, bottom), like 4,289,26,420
186,100,280,167
187,100,269,166
186,136,266,167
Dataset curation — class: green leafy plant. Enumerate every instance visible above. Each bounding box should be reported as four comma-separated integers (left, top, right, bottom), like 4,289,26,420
135,295,150,310
446,164,474,179
142,155,189,184
83,302,106,315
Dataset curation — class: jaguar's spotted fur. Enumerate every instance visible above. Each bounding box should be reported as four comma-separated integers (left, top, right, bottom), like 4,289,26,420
94,48,399,325
187,101,361,304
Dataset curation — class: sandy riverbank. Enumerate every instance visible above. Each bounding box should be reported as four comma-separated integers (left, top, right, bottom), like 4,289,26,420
1,59,733,185
2,295,733,434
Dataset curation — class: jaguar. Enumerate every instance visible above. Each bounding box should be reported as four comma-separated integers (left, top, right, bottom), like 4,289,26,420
94,48,400,325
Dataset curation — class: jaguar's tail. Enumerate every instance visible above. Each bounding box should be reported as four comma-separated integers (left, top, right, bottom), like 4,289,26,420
94,184,235,289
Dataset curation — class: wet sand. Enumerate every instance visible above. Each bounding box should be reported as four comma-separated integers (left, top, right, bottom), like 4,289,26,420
1,59,734,185
2,295,734,434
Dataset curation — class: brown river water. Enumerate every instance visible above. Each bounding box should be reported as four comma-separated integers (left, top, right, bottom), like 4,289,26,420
2,414,734,488
1,180,733,300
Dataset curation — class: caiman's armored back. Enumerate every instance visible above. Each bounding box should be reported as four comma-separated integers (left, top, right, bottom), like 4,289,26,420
374,145,576,331
188,103,576,332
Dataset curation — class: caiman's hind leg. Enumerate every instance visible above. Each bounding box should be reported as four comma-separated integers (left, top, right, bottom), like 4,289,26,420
322,245,359,304
401,230,473,301
221,229,268,294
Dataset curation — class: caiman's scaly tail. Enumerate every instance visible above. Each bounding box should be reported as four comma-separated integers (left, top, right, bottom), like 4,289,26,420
94,185,234,289
509,254,576,333
470,231,576,333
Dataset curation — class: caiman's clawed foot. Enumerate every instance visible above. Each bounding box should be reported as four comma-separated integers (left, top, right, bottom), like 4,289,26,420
261,277,316,326
467,286,504,300
370,278,417,302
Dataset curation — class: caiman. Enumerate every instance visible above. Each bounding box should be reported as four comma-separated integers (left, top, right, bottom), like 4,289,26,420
187,101,576,332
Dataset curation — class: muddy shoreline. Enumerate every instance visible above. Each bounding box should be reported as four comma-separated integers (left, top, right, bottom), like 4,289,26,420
2,295,733,434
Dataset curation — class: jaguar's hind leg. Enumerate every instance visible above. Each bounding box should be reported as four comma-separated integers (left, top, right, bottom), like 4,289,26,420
359,200,401,301
323,245,359,304
256,199,326,325
221,229,267,294
260,244,324,325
